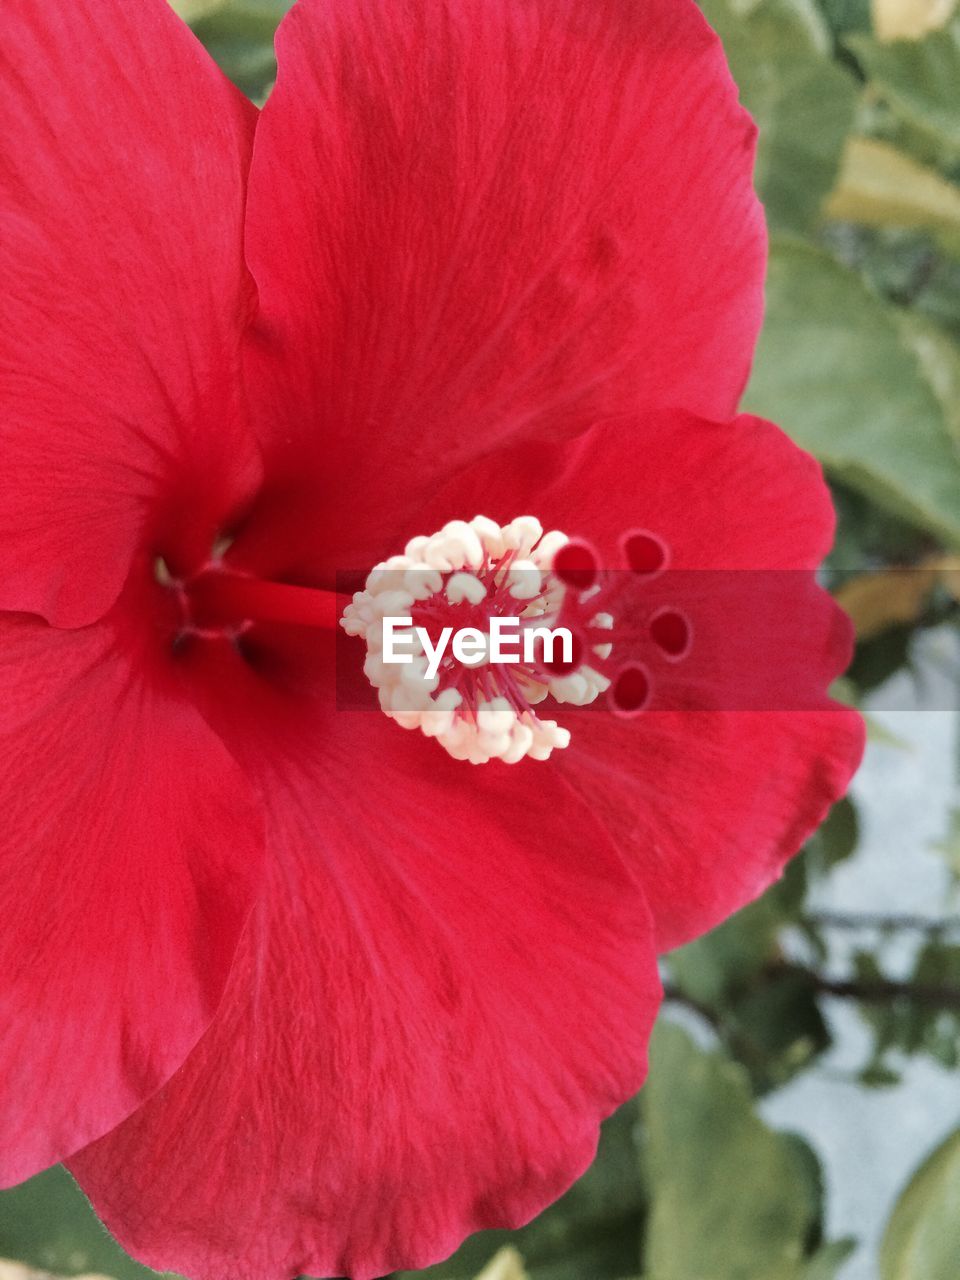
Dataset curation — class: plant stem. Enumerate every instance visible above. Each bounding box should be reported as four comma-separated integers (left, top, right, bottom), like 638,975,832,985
804,910,960,933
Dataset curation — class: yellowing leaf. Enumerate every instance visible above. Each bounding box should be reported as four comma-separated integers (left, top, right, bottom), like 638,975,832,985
0,1265,111,1280
873,0,958,41
836,558,960,639
473,1249,529,1280
836,567,940,639
168,0,225,19
825,138,960,248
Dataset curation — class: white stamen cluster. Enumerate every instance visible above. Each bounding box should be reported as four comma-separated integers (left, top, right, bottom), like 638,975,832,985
341,515,609,763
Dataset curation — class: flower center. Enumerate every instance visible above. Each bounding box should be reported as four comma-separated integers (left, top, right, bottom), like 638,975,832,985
156,514,693,763
342,516,612,764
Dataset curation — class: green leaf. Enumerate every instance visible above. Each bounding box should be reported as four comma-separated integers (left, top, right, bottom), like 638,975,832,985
189,0,293,100
667,893,784,1007
799,1239,858,1280
805,796,860,875
699,0,858,233
0,1167,169,1280
851,944,960,1072
827,481,934,569
897,309,960,444
848,20,960,153
743,238,960,545
847,623,915,692
820,0,872,35
641,1024,843,1280
880,1127,960,1279
727,966,831,1091
666,868,834,1092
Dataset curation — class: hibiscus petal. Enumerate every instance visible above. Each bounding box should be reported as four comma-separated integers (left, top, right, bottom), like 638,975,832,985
0,0,261,627
235,0,764,579
566,707,863,953
380,410,865,950
405,409,839,571
69,639,659,1280
0,609,263,1184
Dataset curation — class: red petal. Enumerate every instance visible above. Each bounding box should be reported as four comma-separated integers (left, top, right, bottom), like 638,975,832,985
70,640,659,1280
566,707,863,952
0,0,260,627
234,0,764,579
0,606,263,1184
386,410,865,949
408,410,838,570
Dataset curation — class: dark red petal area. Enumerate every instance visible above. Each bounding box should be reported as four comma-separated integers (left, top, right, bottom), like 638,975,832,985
69,640,659,1280
403,410,865,951
234,0,764,579
0,0,261,627
0,609,263,1185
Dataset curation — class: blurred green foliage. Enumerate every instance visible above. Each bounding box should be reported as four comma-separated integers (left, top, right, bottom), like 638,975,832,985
174,0,292,99
880,1128,960,1279
642,1025,851,1280
745,237,960,542
3,1,960,1279
850,21,960,153
702,0,860,234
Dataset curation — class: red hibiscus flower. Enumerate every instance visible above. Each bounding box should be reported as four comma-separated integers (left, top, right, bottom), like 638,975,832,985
0,1,863,1278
